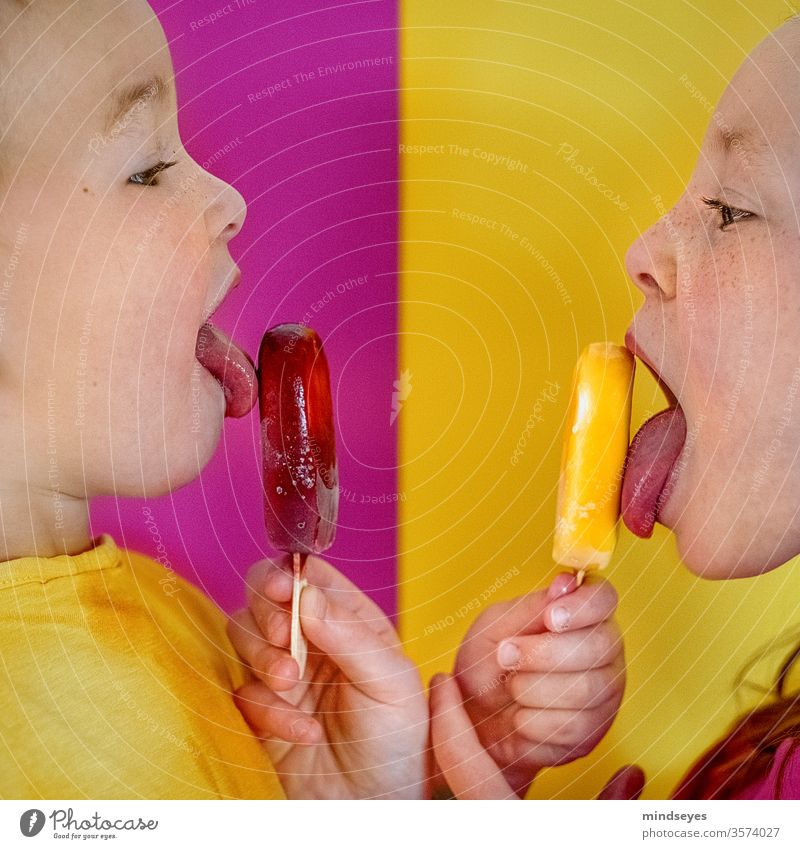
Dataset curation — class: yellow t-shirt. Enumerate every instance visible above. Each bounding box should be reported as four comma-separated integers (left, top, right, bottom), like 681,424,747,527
0,534,285,800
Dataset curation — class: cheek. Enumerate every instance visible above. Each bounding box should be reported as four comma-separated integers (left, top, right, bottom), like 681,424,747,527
107,211,210,375
70,208,212,427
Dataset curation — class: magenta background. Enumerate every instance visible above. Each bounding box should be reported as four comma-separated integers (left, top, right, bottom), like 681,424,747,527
90,0,399,617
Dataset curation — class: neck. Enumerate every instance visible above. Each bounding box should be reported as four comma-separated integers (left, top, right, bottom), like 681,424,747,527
0,482,92,560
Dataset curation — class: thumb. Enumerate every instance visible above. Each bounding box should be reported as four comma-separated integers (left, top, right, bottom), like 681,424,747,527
597,765,646,799
429,673,517,800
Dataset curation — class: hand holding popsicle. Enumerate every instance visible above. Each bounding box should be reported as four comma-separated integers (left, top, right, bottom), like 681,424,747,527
228,323,427,798
431,343,632,798
442,573,625,797
228,553,428,798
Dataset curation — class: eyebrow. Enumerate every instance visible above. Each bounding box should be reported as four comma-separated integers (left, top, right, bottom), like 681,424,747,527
708,125,773,169
102,74,171,137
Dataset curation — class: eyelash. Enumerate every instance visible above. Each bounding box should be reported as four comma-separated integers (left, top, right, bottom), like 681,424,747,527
128,159,178,187
701,196,753,231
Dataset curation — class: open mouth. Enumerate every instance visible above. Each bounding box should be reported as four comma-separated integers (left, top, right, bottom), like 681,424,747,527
195,321,257,418
621,330,687,538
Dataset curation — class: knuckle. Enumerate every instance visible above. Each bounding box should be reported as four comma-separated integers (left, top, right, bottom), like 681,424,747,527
583,667,618,708
571,673,595,706
598,579,618,610
509,673,534,704
590,626,619,664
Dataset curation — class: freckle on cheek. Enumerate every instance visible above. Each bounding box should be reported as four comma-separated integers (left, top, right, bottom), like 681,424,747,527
82,187,90,194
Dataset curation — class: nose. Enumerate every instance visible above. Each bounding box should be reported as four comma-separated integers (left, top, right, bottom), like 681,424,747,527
204,175,247,244
625,213,678,301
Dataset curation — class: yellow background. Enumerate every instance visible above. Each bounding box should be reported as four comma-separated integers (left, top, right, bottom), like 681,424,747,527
399,0,800,799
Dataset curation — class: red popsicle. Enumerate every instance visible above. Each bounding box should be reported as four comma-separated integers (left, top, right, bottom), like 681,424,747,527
258,324,339,675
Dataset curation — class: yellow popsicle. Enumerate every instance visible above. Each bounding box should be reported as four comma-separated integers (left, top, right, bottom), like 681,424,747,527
552,343,635,582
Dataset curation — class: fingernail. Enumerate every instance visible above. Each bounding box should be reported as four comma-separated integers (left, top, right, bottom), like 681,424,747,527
547,572,576,601
549,605,571,632
269,657,294,681
304,585,327,619
497,640,521,669
290,718,312,740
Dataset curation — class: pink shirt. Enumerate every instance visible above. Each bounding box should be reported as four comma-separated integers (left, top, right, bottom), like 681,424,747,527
735,739,800,799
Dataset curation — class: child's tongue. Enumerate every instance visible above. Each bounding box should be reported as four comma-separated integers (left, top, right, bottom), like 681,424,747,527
621,406,687,537
195,323,257,418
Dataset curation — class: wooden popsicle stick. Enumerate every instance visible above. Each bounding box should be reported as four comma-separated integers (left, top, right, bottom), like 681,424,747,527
290,551,309,678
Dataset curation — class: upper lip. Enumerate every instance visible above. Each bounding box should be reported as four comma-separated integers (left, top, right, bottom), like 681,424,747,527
624,327,679,407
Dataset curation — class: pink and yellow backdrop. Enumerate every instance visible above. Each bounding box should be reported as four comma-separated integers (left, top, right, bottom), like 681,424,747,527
92,0,800,800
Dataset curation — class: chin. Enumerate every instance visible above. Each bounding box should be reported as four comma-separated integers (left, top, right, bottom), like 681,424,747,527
675,531,744,579
141,395,225,496
674,519,794,580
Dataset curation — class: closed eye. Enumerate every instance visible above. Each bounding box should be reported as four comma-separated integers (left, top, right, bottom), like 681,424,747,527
701,196,754,231
129,159,178,187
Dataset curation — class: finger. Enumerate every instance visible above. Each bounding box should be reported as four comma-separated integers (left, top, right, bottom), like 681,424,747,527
227,609,300,691
474,589,551,645
246,557,293,606
249,556,398,646
429,673,517,800
544,579,618,634
300,585,419,703
598,765,646,800
252,603,291,650
234,681,321,744
497,623,622,673
512,701,617,748
509,661,625,711
546,572,579,601
303,557,400,646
